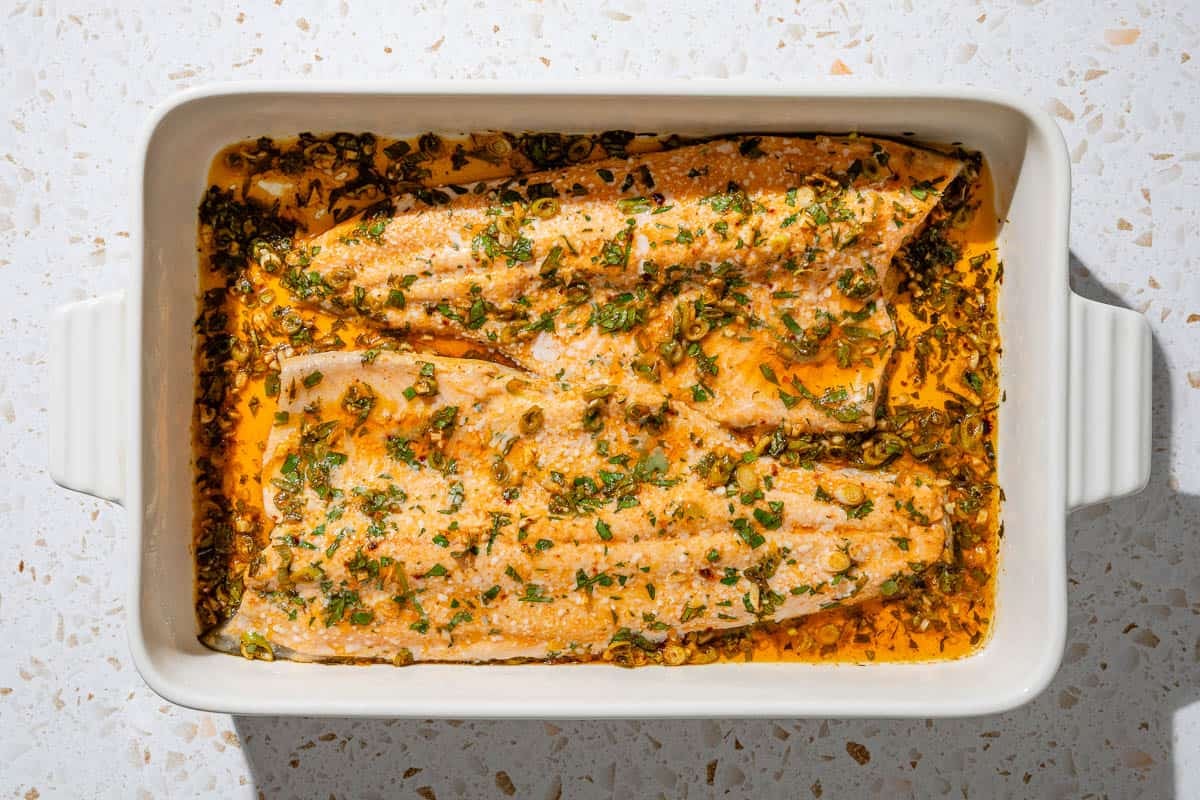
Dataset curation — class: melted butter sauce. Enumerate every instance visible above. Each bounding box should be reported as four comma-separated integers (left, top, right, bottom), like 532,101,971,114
196,132,1000,664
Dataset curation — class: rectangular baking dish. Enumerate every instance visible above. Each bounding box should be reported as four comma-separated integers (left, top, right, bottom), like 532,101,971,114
48,82,1151,718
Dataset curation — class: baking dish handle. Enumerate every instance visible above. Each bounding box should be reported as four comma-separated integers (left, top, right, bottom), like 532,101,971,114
48,292,127,505
1067,292,1152,510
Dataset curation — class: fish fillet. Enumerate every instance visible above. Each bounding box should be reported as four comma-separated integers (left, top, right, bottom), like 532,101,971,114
275,136,963,432
208,351,948,663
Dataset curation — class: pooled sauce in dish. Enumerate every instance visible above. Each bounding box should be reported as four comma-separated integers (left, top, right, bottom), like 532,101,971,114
193,130,1001,666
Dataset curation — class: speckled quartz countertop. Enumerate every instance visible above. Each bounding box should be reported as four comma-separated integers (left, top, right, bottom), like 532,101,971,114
3,1,1198,797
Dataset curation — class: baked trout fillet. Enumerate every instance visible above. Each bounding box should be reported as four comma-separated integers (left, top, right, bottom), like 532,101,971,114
271,135,963,433
207,350,949,663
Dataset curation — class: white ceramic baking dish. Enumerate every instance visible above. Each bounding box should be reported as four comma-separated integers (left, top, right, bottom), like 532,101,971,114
49,82,1151,718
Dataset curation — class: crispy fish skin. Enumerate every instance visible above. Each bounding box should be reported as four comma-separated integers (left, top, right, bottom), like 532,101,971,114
278,136,962,432
212,351,948,663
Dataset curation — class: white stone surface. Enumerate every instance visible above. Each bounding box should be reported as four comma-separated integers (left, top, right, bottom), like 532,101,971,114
2,1,1198,797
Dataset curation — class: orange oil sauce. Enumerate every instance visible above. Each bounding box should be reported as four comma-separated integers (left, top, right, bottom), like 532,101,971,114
195,133,1000,663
